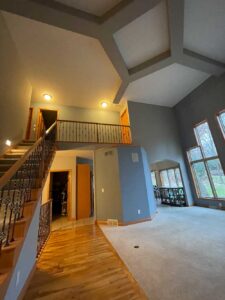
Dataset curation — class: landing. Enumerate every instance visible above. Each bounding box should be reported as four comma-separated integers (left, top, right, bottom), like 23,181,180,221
25,225,146,300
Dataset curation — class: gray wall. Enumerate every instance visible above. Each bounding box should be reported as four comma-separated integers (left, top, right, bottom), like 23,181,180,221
94,147,123,222
5,200,40,300
0,13,32,155
128,101,193,205
175,75,225,208
30,101,120,140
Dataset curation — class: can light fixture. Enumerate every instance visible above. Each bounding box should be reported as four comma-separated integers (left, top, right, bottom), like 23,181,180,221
5,139,12,146
43,94,52,101
101,101,108,108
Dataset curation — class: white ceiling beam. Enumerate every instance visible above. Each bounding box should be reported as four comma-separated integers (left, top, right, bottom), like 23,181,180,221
113,80,129,104
167,0,184,58
100,33,129,103
102,0,162,33
181,49,225,76
0,0,101,38
130,53,174,82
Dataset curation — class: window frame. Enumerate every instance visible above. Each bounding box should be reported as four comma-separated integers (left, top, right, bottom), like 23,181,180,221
151,171,157,186
187,120,225,200
216,109,225,140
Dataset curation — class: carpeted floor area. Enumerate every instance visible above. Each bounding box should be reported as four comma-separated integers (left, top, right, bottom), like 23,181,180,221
101,205,225,300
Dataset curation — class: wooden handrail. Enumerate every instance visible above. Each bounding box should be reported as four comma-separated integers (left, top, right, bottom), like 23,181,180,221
41,198,52,206
0,122,57,189
46,122,57,135
57,119,131,128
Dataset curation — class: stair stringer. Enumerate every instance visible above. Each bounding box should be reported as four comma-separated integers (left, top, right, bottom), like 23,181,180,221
4,199,41,300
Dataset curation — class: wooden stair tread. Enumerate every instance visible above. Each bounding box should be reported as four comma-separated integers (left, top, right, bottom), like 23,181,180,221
1,238,22,253
10,149,27,153
0,158,18,164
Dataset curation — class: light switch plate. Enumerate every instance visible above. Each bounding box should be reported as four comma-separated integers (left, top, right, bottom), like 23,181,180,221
132,153,139,162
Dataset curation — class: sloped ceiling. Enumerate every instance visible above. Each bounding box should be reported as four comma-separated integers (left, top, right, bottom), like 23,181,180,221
124,63,210,107
114,1,169,68
184,0,225,63
2,11,121,109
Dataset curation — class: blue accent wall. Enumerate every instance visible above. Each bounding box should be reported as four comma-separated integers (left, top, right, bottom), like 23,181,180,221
141,148,157,214
117,146,157,223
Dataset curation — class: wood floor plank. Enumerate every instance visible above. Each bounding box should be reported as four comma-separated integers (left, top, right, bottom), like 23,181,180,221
25,225,147,300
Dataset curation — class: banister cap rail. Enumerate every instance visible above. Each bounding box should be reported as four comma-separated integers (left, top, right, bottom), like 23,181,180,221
57,119,131,128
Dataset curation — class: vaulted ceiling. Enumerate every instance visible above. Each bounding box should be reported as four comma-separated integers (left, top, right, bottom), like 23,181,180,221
1,0,225,109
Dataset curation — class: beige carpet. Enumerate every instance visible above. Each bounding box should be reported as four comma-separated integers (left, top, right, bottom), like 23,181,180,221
101,205,225,300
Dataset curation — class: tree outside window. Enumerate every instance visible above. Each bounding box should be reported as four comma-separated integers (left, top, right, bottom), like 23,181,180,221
160,168,183,188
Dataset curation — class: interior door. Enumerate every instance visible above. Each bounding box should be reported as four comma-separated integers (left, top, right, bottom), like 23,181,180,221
25,107,33,140
120,108,131,143
76,164,91,220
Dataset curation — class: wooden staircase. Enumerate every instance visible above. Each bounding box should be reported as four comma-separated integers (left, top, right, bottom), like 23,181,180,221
0,141,35,178
0,123,57,300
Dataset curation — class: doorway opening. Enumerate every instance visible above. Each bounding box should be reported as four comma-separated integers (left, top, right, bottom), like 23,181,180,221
37,108,57,138
49,171,70,222
25,107,33,140
151,160,187,207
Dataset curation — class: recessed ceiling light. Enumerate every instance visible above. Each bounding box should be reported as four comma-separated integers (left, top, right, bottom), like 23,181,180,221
5,139,12,146
101,101,108,108
43,94,52,101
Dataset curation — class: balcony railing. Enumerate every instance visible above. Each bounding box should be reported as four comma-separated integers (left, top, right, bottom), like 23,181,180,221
37,199,52,256
57,120,132,144
154,186,187,206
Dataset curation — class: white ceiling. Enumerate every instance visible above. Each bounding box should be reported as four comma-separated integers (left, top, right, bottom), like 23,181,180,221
124,63,210,107
184,0,225,63
55,0,122,16
114,1,169,69
2,11,121,109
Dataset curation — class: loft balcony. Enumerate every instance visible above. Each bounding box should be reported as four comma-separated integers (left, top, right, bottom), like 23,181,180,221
56,120,132,145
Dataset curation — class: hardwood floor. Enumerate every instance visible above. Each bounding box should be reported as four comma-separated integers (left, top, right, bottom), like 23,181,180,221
25,225,147,300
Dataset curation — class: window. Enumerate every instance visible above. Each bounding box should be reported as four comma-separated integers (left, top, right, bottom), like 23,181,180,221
194,122,217,158
217,110,225,138
160,168,183,188
187,121,225,199
151,171,157,186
